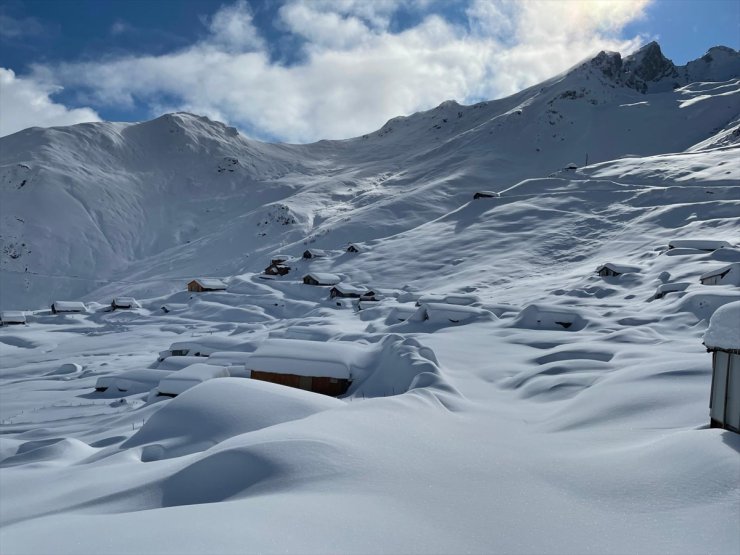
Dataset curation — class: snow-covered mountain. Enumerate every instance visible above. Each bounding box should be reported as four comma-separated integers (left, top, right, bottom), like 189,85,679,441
1,43,739,555
1,42,738,309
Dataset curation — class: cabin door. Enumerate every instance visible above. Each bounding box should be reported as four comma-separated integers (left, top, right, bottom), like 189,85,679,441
298,376,313,391
711,351,729,425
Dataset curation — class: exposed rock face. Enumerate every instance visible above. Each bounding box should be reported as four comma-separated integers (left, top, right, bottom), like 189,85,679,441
587,42,740,94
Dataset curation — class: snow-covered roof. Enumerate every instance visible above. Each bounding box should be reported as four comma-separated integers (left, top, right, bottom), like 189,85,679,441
417,294,480,306
1,311,26,323
474,191,500,197
331,284,371,295
347,243,362,251
113,297,137,307
96,369,172,392
246,338,366,379
655,282,690,294
596,262,641,274
700,263,739,281
416,303,492,324
157,363,229,396
514,304,587,331
668,239,731,251
704,300,740,351
52,301,87,312
304,272,341,285
303,248,327,257
190,278,227,290
271,254,291,262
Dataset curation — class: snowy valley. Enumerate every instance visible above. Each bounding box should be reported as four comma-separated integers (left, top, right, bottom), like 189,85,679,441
0,42,739,554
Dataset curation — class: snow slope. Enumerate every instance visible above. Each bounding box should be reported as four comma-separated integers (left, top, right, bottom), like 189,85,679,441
0,43,739,554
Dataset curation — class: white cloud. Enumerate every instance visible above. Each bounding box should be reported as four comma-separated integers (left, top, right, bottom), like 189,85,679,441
27,0,651,142
0,68,100,137
205,0,264,51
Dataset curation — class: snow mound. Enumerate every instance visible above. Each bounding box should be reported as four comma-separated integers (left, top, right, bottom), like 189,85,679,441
678,290,740,320
123,378,343,461
410,302,495,325
1,437,95,468
703,300,740,350
156,363,229,397
47,362,83,376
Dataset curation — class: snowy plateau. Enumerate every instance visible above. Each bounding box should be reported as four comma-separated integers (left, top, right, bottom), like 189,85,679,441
0,42,739,554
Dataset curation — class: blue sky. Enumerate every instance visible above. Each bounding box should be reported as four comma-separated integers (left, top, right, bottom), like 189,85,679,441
1,0,738,141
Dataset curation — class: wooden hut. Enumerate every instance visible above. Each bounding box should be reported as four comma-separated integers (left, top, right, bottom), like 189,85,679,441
473,191,500,199
51,301,87,314
303,248,327,259
700,263,739,286
271,254,291,265
346,243,362,253
264,263,290,276
303,273,341,286
246,339,364,396
111,297,138,310
595,263,640,277
187,278,227,292
703,301,740,432
329,284,373,299
1,311,26,326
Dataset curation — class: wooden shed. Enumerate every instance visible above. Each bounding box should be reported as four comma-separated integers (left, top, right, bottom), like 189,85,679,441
1,311,26,326
187,278,227,292
473,191,500,199
700,263,739,286
111,297,138,310
303,273,341,286
51,301,87,314
264,263,290,276
704,301,740,433
329,284,373,299
595,263,640,277
303,248,328,259
246,338,364,396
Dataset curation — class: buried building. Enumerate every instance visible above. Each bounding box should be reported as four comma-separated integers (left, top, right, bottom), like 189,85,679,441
703,301,740,433
245,338,366,396
303,273,341,286
51,301,87,314
700,263,740,286
595,263,640,277
1,311,26,326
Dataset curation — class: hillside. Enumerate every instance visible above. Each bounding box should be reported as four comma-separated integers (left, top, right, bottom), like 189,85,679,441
0,43,739,555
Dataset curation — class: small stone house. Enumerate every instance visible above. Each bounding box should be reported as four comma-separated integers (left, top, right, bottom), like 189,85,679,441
329,284,374,299
111,297,138,310
264,263,290,276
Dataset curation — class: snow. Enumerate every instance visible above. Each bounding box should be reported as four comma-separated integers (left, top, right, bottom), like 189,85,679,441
246,338,367,379
156,363,229,397
704,300,740,350
668,239,732,251
412,302,494,324
95,369,173,394
0,42,739,555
